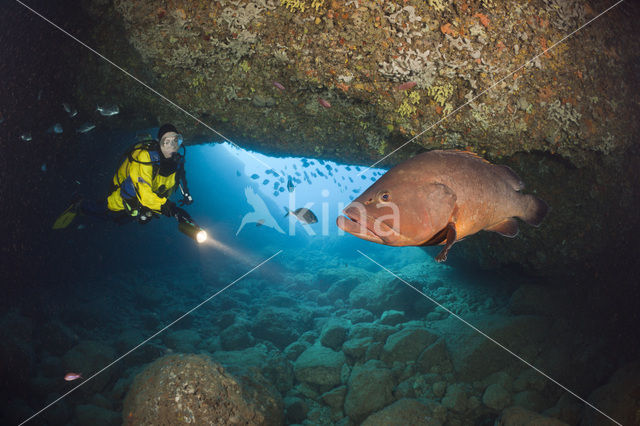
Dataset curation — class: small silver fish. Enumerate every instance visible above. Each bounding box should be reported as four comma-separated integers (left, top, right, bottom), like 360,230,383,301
63,103,78,118
20,132,32,142
41,163,47,172
47,123,63,134
76,122,96,134
96,104,119,116
285,207,318,224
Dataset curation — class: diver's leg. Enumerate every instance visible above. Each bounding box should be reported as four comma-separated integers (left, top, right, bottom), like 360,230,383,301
78,199,112,220
111,212,135,225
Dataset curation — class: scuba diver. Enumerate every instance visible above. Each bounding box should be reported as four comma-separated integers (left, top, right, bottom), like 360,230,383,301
54,124,194,229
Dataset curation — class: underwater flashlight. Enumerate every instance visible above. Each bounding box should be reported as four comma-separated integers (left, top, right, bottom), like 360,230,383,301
178,219,208,244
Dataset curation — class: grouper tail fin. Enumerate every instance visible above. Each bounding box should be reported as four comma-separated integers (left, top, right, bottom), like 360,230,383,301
521,194,549,227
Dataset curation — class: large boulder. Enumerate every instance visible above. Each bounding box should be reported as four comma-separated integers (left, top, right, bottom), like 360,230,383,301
213,344,294,393
379,310,406,326
342,336,375,362
342,309,375,324
220,323,254,350
294,343,346,390
123,354,283,425
482,383,511,411
499,406,567,426
430,314,551,381
326,277,361,303
441,384,468,413
361,399,438,426
381,327,438,365
321,385,347,410
319,318,351,351
252,306,313,349
348,322,396,343
344,360,395,423
415,338,452,374
349,277,417,316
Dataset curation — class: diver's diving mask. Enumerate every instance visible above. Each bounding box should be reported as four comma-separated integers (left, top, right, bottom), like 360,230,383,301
160,132,183,150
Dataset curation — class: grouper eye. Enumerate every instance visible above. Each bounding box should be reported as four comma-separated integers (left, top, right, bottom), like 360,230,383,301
379,191,391,202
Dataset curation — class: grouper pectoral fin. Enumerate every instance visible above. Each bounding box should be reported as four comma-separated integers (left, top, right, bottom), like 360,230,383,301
435,222,457,263
485,218,519,237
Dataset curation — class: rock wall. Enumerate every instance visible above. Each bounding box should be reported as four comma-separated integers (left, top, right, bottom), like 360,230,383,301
80,0,638,165
73,0,640,275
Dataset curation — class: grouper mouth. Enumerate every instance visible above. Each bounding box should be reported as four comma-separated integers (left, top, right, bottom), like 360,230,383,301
336,205,404,245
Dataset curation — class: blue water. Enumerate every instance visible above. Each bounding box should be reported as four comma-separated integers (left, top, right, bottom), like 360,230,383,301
2,128,634,425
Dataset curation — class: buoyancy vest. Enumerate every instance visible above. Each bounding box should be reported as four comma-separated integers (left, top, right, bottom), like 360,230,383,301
107,141,185,215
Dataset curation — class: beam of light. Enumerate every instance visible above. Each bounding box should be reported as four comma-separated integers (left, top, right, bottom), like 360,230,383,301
199,232,257,267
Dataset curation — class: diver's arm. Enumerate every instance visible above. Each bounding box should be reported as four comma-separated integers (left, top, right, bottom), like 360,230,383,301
177,166,188,193
177,161,193,205
129,151,167,212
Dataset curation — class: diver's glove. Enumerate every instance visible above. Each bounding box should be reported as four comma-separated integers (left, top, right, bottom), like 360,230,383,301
179,193,193,206
161,200,177,217
175,207,192,223
162,200,192,222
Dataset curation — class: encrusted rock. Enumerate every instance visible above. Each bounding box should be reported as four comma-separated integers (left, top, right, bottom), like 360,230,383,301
123,354,283,425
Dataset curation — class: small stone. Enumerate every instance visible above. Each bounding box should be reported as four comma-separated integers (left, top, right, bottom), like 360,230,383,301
321,385,347,409
441,384,468,413
379,310,406,326
433,381,446,398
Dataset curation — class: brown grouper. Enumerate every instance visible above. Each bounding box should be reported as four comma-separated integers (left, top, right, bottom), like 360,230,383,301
336,150,548,262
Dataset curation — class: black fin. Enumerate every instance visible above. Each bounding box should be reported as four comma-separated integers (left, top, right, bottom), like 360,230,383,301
486,218,519,237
